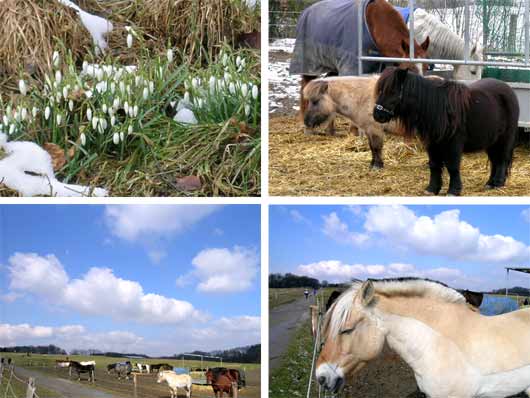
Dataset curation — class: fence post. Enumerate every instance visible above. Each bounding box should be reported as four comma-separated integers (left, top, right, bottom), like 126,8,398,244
25,377,36,398
232,382,238,398
133,373,138,398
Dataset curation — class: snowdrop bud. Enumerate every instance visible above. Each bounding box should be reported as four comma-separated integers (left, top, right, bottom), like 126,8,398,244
209,76,216,93
21,108,27,120
69,100,74,112
87,108,92,121
127,85,131,95
167,48,174,63
44,106,51,120
236,56,241,67
52,51,60,68
127,33,133,48
229,82,235,94
241,58,246,68
252,84,259,99
222,53,228,66
119,81,125,93
100,118,108,130
32,107,38,118
119,131,125,142
127,125,133,135
63,86,69,99
82,61,88,73
245,104,250,116
102,104,108,114
133,105,139,117
9,124,15,135
184,91,190,103
110,82,116,94
92,116,98,130
113,132,120,144
241,83,248,97
80,132,86,146
192,78,198,88
124,101,129,114
96,68,104,81
18,80,27,96
128,106,134,118
143,87,149,100
56,114,62,125
55,70,62,84
111,116,116,126
98,124,104,134
113,98,120,109
149,81,155,94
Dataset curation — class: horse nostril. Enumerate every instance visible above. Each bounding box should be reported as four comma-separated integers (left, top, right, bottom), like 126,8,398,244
318,376,326,385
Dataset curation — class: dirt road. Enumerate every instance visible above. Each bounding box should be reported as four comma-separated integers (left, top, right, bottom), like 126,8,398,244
14,367,120,398
269,294,315,369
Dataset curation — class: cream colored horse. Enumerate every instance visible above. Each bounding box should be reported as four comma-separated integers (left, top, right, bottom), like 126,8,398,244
157,370,192,398
316,278,530,398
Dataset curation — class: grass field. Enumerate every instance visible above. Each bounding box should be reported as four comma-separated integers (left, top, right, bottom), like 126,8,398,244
269,288,307,310
0,366,59,398
6,353,260,398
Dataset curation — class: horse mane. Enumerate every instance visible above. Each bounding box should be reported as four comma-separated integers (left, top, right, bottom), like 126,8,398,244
325,277,466,337
376,68,471,142
415,10,465,59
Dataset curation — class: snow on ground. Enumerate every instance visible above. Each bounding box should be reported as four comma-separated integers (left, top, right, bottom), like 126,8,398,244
269,38,295,53
269,39,299,115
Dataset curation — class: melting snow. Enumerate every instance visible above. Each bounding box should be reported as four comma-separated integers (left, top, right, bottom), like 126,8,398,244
174,108,198,124
269,39,300,114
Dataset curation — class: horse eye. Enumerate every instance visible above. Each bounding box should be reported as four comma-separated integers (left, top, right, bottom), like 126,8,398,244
311,99,319,105
339,327,355,335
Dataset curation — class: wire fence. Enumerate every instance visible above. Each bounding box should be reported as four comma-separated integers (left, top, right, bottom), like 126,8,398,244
0,364,40,398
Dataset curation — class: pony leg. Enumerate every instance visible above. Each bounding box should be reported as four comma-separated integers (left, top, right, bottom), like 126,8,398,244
425,145,444,195
367,131,384,169
486,142,513,189
325,115,336,135
444,146,463,196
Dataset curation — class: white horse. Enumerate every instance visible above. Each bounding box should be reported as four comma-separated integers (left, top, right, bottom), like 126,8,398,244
316,278,530,398
157,371,192,398
414,9,483,80
79,360,96,366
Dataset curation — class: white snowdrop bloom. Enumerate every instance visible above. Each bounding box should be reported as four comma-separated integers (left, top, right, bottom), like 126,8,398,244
191,77,198,88
124,101,129,114
119,131,125,142
56,114,62,125
110,82,116,94
85,90,93,99
80,132,86,146
113,132,120,144
127,33,133,48
245,104,250,116
3,115,8,125
209,76,216,93
18,80,27,96
53,81,59,90
44,106,51,120
102,104,108,114
69,100,74,112
113,98,120,109
96,68,104,81
50,96,55,105
21,108,27,120
241,83,248,97
133,105,139,117
224,72,230,81
55,70,62,84
184,91,190,103
108,107,114,117
236,55,241,67
222,53,228,66
98,123,104,134
167,48,174,63
127,85,131,94
127,125,133,135
32,107,38,118
92,117,98,130
149,81,155,94
143,87,149,100
14,111,21,122
135,76,141,86
111,116,116,126
229,82,236,94
56,93,62,103
82,61,88,74
63,86,69,99
87,108,92,121
52,51,60,68
241,58,246,68
184,81,189,90
128,106,134,118
252,84,259,99
100,118,108,130
119,81,125,93
9,124,15,135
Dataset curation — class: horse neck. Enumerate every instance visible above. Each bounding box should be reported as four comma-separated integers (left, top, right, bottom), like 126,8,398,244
415,15,465,59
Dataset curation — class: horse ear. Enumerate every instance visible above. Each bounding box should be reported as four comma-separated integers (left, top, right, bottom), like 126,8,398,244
359,280,375,307
318,81,329,95
421,36,430,51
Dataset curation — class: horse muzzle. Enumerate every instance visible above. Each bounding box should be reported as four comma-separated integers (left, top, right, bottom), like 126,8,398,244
316,363,344,393
373,104,394,123
304,113,328,128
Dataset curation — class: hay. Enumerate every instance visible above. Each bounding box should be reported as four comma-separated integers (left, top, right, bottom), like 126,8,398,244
269,115,530,196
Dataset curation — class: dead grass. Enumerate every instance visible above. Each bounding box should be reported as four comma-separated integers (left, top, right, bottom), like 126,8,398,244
269,115,530,196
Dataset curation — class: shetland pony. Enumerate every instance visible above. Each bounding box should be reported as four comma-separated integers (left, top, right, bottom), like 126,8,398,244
317,278,530,397
373,67,519,195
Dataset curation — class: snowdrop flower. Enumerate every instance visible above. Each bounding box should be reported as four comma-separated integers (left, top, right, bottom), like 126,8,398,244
56,93,62,103
184,91,190,103
82,61,88,74
119,81,126,93
21,108,27,120
2,115,8,125
9,124,15,135
167,49,174,63
209,76,216,93
96,68,104,81
143,87,149,100
119,131,125,142
92,117,98,130
127,125,133,135
69,100,74,112
127,85,131,95
245,104,250,116
32,107,38,118
133,105,139,117
18,80,27,96
113,132,120,144
44,106,51,120
124,101,129,114
52,51,60,68
63,86,69,99
50,96,55,105
102,104,108,114
149,81,155,94
111,116,116,126
192,78,198,88
87,108,92,121
80,132,86,146
241,83,248,97
252,84,259,99
98,124,104,134
224,72,231,81
184,81,189,90
128,106,134,118
100,118,108,130
113,98,120,109
236,56,241,67
56,114,62,125
222,53,228,66
127,33,133,48
241,58,246,68
55,70,62,84
110,82,116,94
229,82,236,94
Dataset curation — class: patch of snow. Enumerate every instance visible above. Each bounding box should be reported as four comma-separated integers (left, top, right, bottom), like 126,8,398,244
176,98,192,112
268,58,300,113
0,133,108,197
269,38,295,53
173,108,198,124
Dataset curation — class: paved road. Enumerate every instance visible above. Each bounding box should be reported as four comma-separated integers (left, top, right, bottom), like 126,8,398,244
269,294,316,370
13,367,120,398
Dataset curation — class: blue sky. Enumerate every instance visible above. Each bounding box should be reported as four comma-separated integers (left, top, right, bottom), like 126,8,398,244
270,205,530,291
0,205,260,356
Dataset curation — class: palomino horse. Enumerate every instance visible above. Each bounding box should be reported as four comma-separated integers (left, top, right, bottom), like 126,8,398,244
290,0,430,132
316,278,530,398
157,371,192,398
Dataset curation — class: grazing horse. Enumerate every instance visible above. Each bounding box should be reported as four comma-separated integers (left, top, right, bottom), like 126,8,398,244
55,360,70,369
206,368,236,397
69,361,95,382
107,363,117,373
316,278,530,397
151,363,173,372
373,67,519,195
290,0,430,133
157,371,192,398
111,361,132,380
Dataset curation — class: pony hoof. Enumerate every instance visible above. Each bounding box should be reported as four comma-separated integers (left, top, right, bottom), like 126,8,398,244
371,164,384,170
446,193,461,197
485,184,502,190
424,190,437,196
304,128,318,135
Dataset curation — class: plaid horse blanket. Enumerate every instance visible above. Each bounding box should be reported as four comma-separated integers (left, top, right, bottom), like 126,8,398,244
290,0,381,76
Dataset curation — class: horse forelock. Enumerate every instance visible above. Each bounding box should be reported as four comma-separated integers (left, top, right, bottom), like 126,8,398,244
325,277,466,338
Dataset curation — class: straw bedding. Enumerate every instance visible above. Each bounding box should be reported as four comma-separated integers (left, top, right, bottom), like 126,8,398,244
269,115,530,196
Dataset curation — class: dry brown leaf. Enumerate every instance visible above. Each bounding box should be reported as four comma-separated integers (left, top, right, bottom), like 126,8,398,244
43,142,66,171
176,175,202,191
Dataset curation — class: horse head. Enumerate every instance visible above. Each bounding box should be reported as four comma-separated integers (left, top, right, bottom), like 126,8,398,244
373,67,409,124
397,37,430,75
316,281,386,393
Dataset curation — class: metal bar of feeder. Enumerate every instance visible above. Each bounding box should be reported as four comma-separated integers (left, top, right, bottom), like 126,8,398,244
409,0,415,60
357,0,363,75
525,0,530,64
358,55,530,68
464,0,470,62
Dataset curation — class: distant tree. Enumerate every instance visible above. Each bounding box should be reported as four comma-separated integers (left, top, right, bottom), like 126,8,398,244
269,273,320,288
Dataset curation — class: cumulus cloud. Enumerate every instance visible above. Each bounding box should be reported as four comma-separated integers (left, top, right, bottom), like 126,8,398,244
188,247,259,293
522,208,530,223
363,205,530,264
322,212,369,246
7,253,205,324
104,205,220,241
189,316,260,348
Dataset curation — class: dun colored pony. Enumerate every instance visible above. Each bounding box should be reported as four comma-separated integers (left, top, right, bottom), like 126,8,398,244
373,67,519,195
316,278,530,397
206,368,237,397
157,370,192,398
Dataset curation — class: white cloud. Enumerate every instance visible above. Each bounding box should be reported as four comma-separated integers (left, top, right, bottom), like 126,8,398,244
213,228,224,236
364,205,530,264
290,210,311,225
7,253,205,325
0,323,85,346
189,247,259,293
521,208,530,223
322,212,369,246
190,316,260,348
147,249,167,264
104,205,220,241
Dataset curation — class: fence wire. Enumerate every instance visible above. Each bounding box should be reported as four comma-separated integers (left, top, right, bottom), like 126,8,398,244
0,364,40,398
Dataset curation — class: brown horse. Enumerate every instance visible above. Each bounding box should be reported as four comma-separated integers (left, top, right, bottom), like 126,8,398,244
206,368,237,397
292,0,429,132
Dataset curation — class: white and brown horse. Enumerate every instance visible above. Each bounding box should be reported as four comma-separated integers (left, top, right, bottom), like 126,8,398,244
316,278,530,398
